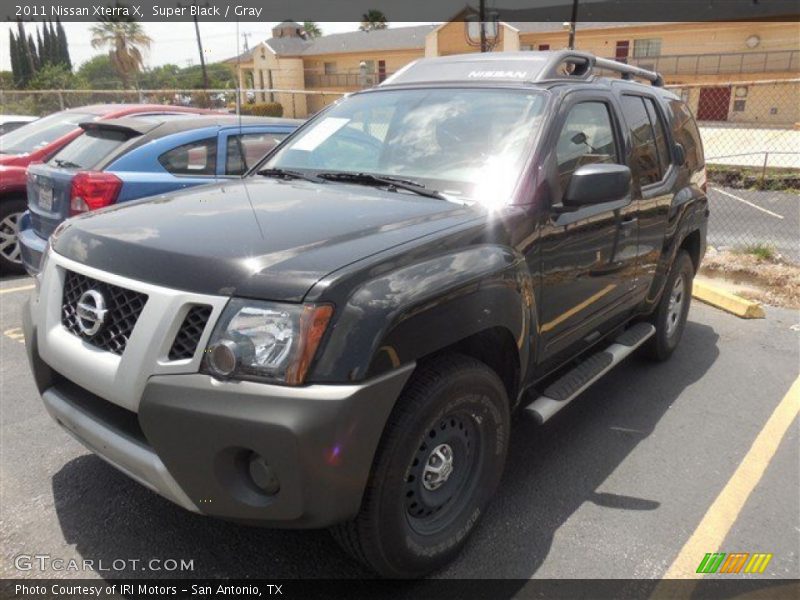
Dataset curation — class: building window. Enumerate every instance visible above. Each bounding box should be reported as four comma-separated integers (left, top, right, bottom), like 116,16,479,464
520,44,533,51
633,38,662,58
538,44,550,51
733,100,747,112
323,62,336,75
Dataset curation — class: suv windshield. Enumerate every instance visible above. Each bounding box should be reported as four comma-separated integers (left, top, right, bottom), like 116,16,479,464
0,112,94,155
262,88,547,204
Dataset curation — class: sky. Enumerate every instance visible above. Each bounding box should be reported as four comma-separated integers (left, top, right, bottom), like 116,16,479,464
0,21,436,73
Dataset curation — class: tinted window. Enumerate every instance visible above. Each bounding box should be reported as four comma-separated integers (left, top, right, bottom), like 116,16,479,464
159,138,216,176
225,132,287,175
555,102,618,194
643,98,671,176
668,100,704,170
0,112,93,155
621,95,665,186
48,129,132,170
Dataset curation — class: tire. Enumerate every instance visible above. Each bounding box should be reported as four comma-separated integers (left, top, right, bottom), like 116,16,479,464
331,354,510,578
644,250,694,361
0,198,27,275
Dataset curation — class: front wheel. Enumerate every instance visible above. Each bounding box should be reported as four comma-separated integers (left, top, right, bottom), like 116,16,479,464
331,354,510,578
644,250,694,361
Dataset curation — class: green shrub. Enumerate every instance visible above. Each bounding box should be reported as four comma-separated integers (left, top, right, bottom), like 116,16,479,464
735,243,777,261
240,102,283,117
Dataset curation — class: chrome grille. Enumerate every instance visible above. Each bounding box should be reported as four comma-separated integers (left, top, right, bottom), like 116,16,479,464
61,270,148,355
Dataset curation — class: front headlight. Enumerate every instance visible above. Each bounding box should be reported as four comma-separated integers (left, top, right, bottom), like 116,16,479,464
201,299,333,385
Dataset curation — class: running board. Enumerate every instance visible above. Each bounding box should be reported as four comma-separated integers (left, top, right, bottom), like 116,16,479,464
525,323,656,424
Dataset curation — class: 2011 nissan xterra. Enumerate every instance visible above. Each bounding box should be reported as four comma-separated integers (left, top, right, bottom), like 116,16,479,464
24,51,708,578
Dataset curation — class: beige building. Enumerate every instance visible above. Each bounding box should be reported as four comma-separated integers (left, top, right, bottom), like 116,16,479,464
225,19,799,123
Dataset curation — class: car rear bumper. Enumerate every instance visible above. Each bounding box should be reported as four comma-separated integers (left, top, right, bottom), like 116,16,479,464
18,211,46,275
24,300,413,527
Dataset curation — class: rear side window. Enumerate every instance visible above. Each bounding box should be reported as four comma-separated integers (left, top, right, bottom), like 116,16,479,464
225,132,287,175
668,100,704,170
621,95,671,186
0,111,92,155
48,129,132,170
555,101,618,194
158,138,216,176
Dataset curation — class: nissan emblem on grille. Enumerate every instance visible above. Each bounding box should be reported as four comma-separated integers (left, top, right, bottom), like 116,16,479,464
76,290,108,336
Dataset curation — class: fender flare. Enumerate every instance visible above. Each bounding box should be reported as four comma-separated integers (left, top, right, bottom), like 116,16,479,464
310,244,536,384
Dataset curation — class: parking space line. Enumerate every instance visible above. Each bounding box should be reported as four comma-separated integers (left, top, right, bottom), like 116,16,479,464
711,187,785,220
3,328,25,344
0,284,34,295
660,375,800,579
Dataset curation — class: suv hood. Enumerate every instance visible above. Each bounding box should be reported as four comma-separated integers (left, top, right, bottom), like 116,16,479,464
53,178,478,301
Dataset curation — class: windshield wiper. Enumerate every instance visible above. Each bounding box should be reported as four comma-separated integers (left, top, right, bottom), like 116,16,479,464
52,158,82,169
317,172,446,200
257,167,324,183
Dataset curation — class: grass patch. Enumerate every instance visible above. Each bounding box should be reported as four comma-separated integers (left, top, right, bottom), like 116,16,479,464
707,165,800,192
735,243,778,261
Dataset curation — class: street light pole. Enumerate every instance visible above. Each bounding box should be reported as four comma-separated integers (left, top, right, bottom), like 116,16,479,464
567,0,579,49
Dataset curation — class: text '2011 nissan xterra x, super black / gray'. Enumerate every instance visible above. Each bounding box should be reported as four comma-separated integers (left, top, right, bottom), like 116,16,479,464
24,51,708,578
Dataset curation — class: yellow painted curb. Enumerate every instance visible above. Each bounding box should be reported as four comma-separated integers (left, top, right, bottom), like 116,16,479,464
692,280,765,319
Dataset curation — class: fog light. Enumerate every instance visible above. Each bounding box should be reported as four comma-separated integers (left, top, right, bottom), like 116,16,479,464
248,453,280,496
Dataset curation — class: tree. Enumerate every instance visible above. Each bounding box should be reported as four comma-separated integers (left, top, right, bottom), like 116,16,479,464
303,22,322,38
90,18,151,88
77,54,124,88
359,10,388,31
56,19,72,70
9,30,20,86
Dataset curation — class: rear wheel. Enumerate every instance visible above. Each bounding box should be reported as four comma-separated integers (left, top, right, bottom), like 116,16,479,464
644,250,694,361
0,198,26,275
331,354,510,578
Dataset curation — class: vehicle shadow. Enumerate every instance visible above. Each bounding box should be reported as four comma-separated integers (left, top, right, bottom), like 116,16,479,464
50,317,720,585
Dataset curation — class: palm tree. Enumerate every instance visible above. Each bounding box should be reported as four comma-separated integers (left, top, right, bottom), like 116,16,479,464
359,10,388,31
90,20,151,88
303,22,322,39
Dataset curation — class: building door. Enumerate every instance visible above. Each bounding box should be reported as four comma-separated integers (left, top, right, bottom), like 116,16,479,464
378,60,386,82
697,86,731,121
615,41,630,63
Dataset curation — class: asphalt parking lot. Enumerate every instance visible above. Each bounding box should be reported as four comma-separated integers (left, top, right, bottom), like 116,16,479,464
1,273,798,584
708,186,800,262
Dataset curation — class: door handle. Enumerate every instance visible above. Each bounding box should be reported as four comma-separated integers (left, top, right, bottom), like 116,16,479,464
621,215,638,226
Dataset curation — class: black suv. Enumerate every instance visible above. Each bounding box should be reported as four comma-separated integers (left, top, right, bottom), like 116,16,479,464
24,51,708,578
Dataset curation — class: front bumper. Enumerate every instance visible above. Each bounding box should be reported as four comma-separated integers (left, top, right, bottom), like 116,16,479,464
24,295,413,528
18,211,46,276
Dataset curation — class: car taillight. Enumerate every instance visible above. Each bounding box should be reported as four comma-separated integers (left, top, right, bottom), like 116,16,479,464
69,171,122,216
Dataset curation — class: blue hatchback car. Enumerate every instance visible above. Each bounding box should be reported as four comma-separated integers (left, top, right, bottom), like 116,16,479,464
20,114,300,274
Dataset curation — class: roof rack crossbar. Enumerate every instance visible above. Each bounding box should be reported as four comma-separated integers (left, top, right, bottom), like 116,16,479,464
593,56,665,87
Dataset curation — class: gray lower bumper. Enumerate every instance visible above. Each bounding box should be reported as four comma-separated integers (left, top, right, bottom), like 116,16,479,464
41,386,199,513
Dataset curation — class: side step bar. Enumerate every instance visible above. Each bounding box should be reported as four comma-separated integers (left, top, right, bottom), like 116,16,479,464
526,323,656,424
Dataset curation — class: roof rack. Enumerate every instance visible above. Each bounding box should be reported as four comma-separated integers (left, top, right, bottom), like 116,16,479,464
378,50,665,88
537,51,664,87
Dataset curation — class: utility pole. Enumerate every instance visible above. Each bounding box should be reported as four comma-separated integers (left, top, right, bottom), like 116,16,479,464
193,11,209,89
479,0,487,52
567,0,579,49
242,32,251,52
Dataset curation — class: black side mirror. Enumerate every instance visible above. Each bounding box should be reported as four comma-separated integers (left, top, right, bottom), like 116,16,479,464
563,163,632,208
673,143,687,166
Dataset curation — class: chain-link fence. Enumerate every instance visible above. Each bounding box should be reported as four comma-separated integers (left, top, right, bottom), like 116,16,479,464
1,80,797,260
0,88,346,119
664,79,799,262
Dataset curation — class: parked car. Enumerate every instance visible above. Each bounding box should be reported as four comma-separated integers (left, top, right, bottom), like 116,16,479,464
0,115,38,136
0,104,213,274
20,115,300,274
23,52,707,577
